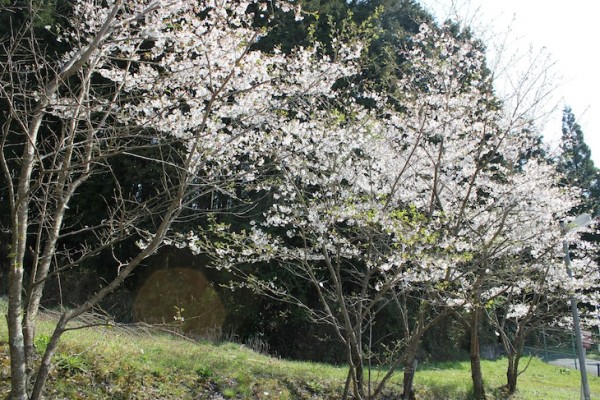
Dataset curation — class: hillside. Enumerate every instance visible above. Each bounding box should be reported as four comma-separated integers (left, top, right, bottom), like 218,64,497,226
2,299,599,399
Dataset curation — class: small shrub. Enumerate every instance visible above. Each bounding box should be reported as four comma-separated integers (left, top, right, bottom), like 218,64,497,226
196,365,213,378
305,379,323,393
34,334,51,355
56,353,88,374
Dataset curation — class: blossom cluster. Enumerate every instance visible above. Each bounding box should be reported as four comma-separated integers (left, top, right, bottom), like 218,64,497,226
46,0,596,332
199,21,596,331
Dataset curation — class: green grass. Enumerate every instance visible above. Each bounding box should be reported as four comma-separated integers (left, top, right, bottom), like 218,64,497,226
1,298,600,399
415,357,600,400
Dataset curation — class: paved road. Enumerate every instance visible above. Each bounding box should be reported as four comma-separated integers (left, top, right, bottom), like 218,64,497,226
547,354,600,377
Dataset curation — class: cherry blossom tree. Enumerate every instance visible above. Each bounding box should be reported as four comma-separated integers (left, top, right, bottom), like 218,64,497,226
0,0,363,398
405,35,578,400
201,98,458,399
406,25,587,399
201,21,591,400
200,21,497,399
445,159,584,398
484,207,595,393
486,253,598,394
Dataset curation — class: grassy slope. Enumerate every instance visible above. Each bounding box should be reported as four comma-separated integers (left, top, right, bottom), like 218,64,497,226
1,300,599,399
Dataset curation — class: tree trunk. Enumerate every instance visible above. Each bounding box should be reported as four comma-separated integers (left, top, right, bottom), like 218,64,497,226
352,345,365,400
7,132,37,398
342,368,352,400
29,316,68,400
401,357,418,400
470,306,486,400
505,327,526,394
356,364,365,399
341,350,364,400
506,353,519,394
4,5,123,395
7,264,28,400
23,317,35,367
400,332,421,400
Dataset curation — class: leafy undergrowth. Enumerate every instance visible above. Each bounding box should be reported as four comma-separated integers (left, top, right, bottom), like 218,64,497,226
1,303,599,399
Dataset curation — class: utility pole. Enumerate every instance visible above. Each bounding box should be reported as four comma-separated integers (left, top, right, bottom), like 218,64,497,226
561,216,591,400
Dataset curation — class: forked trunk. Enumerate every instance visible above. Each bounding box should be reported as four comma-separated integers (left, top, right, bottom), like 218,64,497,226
504,325,526,394
506,354,520,394
342,355,365,400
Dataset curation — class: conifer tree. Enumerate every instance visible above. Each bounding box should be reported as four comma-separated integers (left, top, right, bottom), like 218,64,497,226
559,107,600,215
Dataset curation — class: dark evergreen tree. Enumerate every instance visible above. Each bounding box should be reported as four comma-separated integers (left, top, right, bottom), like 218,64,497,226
558,107,600,215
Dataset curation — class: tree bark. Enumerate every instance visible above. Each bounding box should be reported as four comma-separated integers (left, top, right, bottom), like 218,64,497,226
7,98,41,400
29,316,67,400
470,306,486,400
4,3,124,396
505,326,526,394
506,353,519,394
401,357,418,400
7,263,27,400
400,321,423,400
